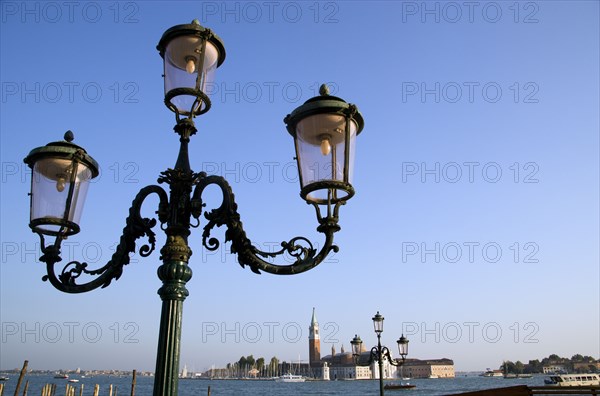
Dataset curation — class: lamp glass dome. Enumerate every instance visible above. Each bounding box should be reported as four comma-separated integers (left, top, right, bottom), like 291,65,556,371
285,85,364,206
30,158,94,236
397,335,409,357
25,132,99,237
295,113,357,203
158,20,225,118
164,36,219,116
350,335,363,356
372,311,384,334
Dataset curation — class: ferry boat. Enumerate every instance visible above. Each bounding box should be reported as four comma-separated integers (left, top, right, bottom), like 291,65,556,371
504,373,532,379
275,373,305,382
545,373,600,387
481,369,503,377
384,382,416,390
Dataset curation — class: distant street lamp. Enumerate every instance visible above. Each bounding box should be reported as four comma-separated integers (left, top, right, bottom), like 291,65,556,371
351,312,409,396
23,20,365,396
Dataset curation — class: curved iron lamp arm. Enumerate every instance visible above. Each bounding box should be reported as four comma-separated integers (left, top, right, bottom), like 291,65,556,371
37,185,169,293
354,346,405,367
192,172,343,275
374,346,405,367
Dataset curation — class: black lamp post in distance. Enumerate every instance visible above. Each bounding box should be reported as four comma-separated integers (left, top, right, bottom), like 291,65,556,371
351,312,409,396
23,20,365,396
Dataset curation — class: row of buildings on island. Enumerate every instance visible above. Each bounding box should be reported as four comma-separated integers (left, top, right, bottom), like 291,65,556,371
543,362,600,374
197,308,456,380
306,308,455,380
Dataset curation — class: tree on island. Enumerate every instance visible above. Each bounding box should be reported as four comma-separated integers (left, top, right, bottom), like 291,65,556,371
500,354,599,374
269,357,279,377
237,356,247,374
256,357,265,373
526,359,542,374
501,361,525,374
224,355,274,377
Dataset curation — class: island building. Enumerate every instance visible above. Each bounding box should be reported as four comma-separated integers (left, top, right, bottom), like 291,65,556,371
402,358,455,378
543,365,568,374
307,309,455,380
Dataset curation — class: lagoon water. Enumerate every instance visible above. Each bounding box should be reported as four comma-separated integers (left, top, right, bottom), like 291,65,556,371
1,374,548,395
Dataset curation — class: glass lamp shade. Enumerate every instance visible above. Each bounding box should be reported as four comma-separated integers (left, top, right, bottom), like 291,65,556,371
285,85,364,205
372,311,384,334
24,132,99,237
397,335,409,358
157,20,225,118
350,334,363,357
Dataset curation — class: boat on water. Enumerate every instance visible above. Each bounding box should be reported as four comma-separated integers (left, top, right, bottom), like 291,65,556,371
0,376,9,381
384,382,416,390
68,379,79,383
480,369,503,377
504,373,532,379
275,373,305,382
544,373,600,387
53,374,68,379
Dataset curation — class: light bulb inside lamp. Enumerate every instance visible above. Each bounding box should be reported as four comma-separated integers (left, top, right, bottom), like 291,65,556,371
320,136,331,156
56,176,66,192
185,57,196,74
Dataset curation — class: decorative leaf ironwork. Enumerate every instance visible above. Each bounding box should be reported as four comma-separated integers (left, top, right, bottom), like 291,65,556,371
192,172,341,275
39,185,169,293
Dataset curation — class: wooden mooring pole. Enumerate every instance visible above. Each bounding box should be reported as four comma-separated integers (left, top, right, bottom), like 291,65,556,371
130,370,136,396
13,360,28,396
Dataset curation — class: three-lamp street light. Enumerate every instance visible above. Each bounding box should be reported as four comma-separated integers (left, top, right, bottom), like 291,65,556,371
23,20,364,396
351,312,409,396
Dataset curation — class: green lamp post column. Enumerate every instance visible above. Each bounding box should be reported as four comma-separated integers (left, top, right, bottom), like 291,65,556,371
154,20,225,395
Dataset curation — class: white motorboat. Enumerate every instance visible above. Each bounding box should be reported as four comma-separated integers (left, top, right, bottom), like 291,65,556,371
275,373,305,382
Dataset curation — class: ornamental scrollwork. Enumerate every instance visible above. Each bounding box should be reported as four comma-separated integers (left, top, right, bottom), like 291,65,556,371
38,185,169,293
192,172,341,275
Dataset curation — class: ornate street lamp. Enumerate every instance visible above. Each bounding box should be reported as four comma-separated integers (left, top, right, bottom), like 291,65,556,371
285,84,364,206
397,334,409,359
373,311,385,334
24,130,99,239
23,20,365,396
351,312,409,396
157,19,226,119
351,334,363,357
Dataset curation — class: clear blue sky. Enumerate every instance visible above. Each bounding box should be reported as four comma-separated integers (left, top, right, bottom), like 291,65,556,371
1,1,598,373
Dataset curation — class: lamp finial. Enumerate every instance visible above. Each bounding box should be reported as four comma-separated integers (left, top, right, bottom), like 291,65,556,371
319,84,330,96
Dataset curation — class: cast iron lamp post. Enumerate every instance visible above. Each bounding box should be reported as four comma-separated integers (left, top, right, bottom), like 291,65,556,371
350,312,409,396
23,20,364,396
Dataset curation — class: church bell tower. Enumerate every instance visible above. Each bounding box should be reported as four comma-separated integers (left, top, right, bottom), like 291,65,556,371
308,307,321,366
